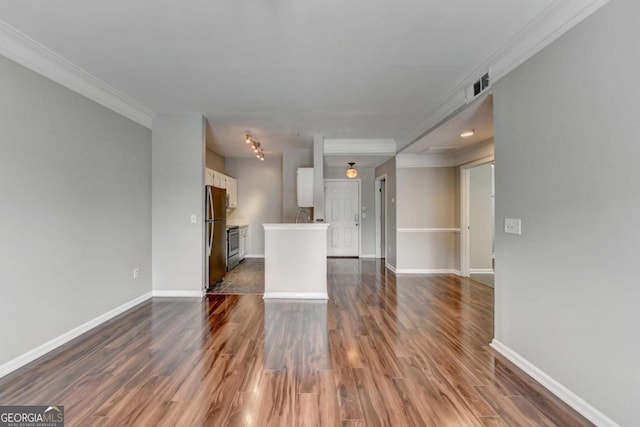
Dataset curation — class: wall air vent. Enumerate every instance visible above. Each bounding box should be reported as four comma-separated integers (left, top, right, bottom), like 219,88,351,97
465,71,491,103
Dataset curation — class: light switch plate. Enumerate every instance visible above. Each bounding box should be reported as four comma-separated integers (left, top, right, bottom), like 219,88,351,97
504,218,522,235
190,214,197,224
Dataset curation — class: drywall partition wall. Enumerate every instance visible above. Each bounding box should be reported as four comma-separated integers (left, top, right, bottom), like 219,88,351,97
282,148,313,222
313,136,325,221
375,158,396,268
493,0,639,424
152,114,205,294
469,163,493,271
206,148,225,173
324,168,376,256
396,167,457,272
226,157,282,256
0,54,152,368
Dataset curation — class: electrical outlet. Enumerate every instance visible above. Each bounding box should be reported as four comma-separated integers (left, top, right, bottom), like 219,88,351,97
504,218,522,235
133,268,140,278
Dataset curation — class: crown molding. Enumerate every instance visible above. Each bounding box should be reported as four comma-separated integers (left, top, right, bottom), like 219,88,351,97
324,139,396,156
399,0,610,151
0,19,155,128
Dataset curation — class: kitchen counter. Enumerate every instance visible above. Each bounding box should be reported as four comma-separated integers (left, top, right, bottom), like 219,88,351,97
227,223,248,230
262,223,330,300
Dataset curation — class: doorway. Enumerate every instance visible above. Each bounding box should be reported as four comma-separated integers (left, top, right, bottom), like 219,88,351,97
325,179,360,257
461,160,495,286
375,175,387,259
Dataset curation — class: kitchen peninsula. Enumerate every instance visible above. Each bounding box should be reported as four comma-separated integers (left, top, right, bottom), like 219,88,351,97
262,223,330,299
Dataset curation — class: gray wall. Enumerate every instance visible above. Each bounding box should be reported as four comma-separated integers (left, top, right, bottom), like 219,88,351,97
0,55,151,366
324,168,376,256
396,167,457,270
152,114,205,292
226,157,283,256
205,148,225,173
470,163,493,270
282,148,313,222
494,0,639,424
375,158,396,267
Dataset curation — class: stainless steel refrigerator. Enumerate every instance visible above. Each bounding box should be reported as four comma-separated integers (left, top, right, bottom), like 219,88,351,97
206,186,227,287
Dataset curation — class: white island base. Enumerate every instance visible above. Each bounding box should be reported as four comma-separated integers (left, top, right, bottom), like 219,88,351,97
262,223,330,300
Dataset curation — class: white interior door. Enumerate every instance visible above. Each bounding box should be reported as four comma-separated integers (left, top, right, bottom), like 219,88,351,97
325,180,359,256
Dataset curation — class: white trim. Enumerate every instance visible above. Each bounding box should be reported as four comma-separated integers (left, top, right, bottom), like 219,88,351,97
397,228,461,233
0,292,152,379
0,19,154,128
399,0,610,150
470,268,494,274
396,269,460,275
375,174,388,259
245,254,265,259
359,254,376,259
490,339,619,427
263,223,330,230
384,262,396,273
460,157,495,278
152,290,205,298
263,292,329,300
323,139,396,156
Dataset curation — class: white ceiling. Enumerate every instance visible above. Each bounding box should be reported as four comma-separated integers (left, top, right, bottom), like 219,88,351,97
0,0,553,158
402,95,494,155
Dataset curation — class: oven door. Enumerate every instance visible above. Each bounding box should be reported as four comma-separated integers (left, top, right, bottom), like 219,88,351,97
227,228,240,270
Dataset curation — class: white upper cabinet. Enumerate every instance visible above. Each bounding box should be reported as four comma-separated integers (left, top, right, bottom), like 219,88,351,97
205,168,215,186
213,170,225,189
225,177,237,208
206,168,238,209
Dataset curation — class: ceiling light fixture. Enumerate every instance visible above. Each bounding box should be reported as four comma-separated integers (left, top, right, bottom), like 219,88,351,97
243,133,266,161
345,162,358,179
460,129,475,138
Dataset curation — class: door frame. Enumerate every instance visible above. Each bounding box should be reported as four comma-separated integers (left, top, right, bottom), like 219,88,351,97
375,174,387,259
460,156,494,277
324,179,362,257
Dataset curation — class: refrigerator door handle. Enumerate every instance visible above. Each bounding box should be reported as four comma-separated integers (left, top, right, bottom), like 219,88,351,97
208,222,214,256
208,186,214,221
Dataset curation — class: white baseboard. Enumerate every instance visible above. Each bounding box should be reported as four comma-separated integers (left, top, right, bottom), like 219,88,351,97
0,291,152,379
245,254,265,259
359,254,376,259
490,339,619,427
384,262,396,273
452,269,462,276
470,268,494,274
152,289,205,298
396,268,460,275
263,292,328,300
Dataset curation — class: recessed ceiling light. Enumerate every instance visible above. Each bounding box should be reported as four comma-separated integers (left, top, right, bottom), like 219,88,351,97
460,130,475,138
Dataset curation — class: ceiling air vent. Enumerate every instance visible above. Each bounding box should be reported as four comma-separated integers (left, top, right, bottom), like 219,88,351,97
465,71,491,103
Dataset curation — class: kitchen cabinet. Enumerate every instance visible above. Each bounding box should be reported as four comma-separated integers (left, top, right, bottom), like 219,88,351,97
239,226,248,261
205,168,215,186
225,177,237,208
213,170,225,189
206,168,238,209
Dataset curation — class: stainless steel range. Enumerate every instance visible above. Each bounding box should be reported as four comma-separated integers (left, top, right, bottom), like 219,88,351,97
227,226,240,271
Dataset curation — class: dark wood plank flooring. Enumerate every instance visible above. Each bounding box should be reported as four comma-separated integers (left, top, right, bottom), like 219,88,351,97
0,259,592,426
208,258,264,294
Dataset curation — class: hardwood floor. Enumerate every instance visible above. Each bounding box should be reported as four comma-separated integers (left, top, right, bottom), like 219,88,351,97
208,258,264,294
0,259,591,426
